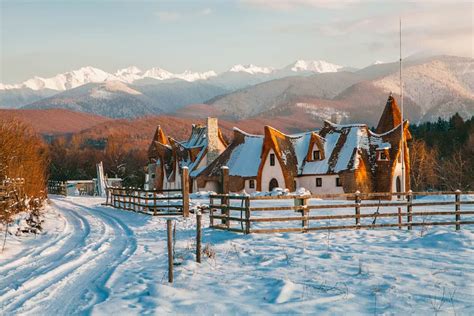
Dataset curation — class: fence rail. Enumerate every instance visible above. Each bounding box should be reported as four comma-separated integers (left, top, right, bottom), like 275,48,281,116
47,180,66,195
209,190,474,234
104,167,190,217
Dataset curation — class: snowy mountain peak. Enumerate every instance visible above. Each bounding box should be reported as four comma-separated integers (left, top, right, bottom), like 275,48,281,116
116,66,142,76
229,64,274,74
288,60,343,73
115,66,144,83
8,66,117,91
143,67,174,80
177,70,217,81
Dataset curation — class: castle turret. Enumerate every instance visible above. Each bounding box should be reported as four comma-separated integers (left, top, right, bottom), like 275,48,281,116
375,93,402,134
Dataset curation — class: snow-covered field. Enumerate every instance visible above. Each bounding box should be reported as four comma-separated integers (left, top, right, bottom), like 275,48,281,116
1,195,473,315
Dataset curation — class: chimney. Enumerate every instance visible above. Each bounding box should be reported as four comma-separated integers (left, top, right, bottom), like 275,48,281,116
206,117,220,165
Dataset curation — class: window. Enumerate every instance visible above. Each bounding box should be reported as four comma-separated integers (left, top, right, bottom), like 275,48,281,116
378,151,389,161
312,150,321,160
316,177,322,187
336,177,342,187
151,174,156,179
270,153,275,166
249,180,255,189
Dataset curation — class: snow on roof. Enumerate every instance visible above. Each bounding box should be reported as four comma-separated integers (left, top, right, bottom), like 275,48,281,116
289,132,313,170
377,142,392,150
301,123,388,175
227,135,263,177
301,132,339,175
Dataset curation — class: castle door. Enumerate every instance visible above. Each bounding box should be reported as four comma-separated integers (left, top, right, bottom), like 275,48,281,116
269,178,279,192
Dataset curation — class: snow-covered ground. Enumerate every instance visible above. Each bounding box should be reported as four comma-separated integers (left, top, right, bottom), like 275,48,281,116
1,195,473,315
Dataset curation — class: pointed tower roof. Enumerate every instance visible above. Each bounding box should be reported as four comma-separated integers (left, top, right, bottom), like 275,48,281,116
147,126,168,161
375,94,402,134
152,125,168,145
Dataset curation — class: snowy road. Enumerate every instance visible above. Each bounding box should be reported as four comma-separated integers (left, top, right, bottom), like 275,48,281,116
0,198,137,315
1,195,473,315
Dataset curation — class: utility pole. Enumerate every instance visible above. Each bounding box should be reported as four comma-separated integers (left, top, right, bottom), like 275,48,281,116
400,17,406,195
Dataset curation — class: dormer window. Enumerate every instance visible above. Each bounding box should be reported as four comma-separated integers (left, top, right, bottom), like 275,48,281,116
270,153,275,166
377,150,389,161
312,150,321,160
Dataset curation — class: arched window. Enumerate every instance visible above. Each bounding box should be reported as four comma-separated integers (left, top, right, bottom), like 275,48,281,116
396,176,401,193
269,178,279,191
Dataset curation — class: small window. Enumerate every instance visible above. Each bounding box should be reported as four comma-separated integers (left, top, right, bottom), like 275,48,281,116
151,174,156,179
313,150,321,160
270,153,275,166
249,180,255,189
336,177,342,187
378,151,389,161
316,177,322,187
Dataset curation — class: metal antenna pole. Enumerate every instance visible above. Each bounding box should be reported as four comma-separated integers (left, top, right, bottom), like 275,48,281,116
400,17,405,194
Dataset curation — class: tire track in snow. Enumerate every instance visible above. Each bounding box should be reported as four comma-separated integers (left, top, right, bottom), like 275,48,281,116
0,203,93,295
0,197,137,315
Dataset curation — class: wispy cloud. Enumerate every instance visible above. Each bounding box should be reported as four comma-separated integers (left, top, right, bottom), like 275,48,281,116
241,0,359,10
199,8,213,15
155,7,214,22
155,11,181,22
271,2,473,57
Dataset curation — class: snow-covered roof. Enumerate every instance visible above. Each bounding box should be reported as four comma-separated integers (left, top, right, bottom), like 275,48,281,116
227,135,263,177
197,129,263,178
301,121,388,175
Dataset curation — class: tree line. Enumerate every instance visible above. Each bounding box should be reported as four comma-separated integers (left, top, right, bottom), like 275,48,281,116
48,134,147,188
409,113,473,191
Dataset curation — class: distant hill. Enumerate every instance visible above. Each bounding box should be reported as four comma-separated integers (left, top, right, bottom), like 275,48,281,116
207,55,474,126
0,109,111,135
21,80,228,118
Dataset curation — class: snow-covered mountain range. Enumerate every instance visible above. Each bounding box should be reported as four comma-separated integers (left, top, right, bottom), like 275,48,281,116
1,55,472,125
0,60,344,92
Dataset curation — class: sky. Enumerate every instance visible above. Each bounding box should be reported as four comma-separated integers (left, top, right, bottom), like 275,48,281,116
0,0,472,84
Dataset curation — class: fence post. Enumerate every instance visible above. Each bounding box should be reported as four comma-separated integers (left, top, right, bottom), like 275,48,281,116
220,166,230,227
407,190,413,230
209,196,214,228
302,198,309,232
397,207,402,230
181,167,190,217
245,196,250,234
153,191,157,214
167,219,173,283
196,211,202,263
455,189,461,231
355,191,361,227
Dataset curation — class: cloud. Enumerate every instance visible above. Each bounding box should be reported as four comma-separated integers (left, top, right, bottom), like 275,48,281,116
155,8,213,22
241,0,359,10
199,8,213,15
272,2,473,58
155,11,181,22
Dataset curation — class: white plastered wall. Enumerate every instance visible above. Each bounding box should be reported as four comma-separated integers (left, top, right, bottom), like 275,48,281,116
261,149,286,192
297,175,345,194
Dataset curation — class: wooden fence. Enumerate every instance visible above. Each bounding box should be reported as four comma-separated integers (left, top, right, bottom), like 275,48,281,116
47,181,66,195
105,167,190,217
209,190,474,234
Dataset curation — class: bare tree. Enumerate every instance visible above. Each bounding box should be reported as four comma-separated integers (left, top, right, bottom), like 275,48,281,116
409,139,438,191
